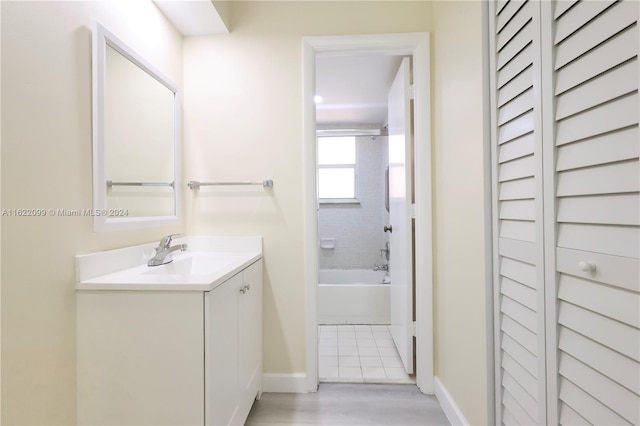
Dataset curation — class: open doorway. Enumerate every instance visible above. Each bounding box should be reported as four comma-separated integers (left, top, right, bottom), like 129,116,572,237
302,33,433,394
315,54,414,384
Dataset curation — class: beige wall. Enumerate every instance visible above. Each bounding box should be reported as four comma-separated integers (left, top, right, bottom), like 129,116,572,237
1,2,183,424
432,2,488,424
183,0,435,377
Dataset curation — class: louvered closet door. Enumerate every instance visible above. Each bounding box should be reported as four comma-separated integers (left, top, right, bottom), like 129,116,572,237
489,1,547,424
546,1,640,424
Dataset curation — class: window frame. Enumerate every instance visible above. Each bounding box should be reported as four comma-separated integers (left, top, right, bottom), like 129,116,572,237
317,136,359,204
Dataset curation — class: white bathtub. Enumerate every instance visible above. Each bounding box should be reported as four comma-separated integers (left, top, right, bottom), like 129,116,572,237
317,269,390,325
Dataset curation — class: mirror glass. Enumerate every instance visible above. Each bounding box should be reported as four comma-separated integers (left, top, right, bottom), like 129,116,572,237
93,23,180,231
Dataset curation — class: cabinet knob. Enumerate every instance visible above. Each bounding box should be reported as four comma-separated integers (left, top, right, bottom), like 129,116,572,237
245,283,251,291
240,287,246,294
578,261,596,273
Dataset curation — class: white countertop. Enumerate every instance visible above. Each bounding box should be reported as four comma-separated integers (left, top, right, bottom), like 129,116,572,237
76,236,262,292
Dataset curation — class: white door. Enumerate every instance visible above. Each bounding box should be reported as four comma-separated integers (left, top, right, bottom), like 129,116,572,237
387,57,414,374
545,1,640,424
488,1,548,424
488,1,640,424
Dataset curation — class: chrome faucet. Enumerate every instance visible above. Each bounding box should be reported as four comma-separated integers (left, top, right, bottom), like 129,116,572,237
374,264,389,272
380,241,390,261
147,234,188,266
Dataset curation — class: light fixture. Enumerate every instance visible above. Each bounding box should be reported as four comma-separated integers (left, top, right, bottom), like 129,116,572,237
313,95,323,104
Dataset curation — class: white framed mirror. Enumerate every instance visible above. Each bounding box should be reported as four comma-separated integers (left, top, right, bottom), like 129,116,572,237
92,22,181,231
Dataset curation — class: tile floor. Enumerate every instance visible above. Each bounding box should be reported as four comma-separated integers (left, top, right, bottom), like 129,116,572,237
319,325,414,383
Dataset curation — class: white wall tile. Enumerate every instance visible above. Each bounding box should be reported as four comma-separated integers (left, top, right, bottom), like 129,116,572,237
319,136,389,269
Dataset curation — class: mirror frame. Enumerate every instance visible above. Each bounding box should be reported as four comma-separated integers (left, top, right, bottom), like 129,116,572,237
92,22,181,232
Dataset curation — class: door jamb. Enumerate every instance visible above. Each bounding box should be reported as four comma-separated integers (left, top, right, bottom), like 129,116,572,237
302,32,433,393
481,2,497,424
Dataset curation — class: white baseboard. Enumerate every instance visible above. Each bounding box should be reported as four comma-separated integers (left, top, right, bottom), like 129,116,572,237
262,373,309,393
434,376,469,426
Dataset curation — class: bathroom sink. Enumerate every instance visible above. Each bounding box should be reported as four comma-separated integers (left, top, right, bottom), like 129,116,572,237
76,238,262,291
144,253,240,277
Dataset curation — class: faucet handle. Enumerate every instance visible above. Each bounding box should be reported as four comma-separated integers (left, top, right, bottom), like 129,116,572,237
159,233,182,248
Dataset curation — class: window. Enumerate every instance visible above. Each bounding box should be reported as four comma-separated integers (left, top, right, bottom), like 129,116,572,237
317,136,357,201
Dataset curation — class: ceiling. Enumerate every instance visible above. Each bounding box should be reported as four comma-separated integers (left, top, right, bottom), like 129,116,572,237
153,0,229,36
152,2,403,128
315,54,404,127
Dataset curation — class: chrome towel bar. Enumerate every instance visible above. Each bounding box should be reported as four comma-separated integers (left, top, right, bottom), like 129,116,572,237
188,180,274,190
107,180,174,188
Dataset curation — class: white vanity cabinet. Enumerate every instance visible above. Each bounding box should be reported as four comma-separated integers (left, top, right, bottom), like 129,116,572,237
76,256,263,426
206,259,263,426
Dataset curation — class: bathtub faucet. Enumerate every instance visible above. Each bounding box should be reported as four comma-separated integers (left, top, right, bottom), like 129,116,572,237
380,241,390,261
373,264,388,272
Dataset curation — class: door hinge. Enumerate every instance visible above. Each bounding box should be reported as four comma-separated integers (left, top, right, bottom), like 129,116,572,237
409,84,415,100
410,321,417,337
411,203,416,219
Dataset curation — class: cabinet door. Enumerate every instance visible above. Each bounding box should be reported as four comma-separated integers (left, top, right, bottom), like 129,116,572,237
205,273,242,426
237,260,263,422
77,292,204,426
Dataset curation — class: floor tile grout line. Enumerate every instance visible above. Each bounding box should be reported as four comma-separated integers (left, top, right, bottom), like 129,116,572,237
320,324,409,382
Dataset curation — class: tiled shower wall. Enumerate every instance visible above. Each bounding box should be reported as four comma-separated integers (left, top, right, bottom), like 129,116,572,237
318,136,389,270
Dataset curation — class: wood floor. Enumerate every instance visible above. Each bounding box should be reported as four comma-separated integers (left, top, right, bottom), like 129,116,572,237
245,383,450,425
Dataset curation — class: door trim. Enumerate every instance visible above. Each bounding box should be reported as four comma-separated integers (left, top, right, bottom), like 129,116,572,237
302,32,433,393
481,2,497,425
